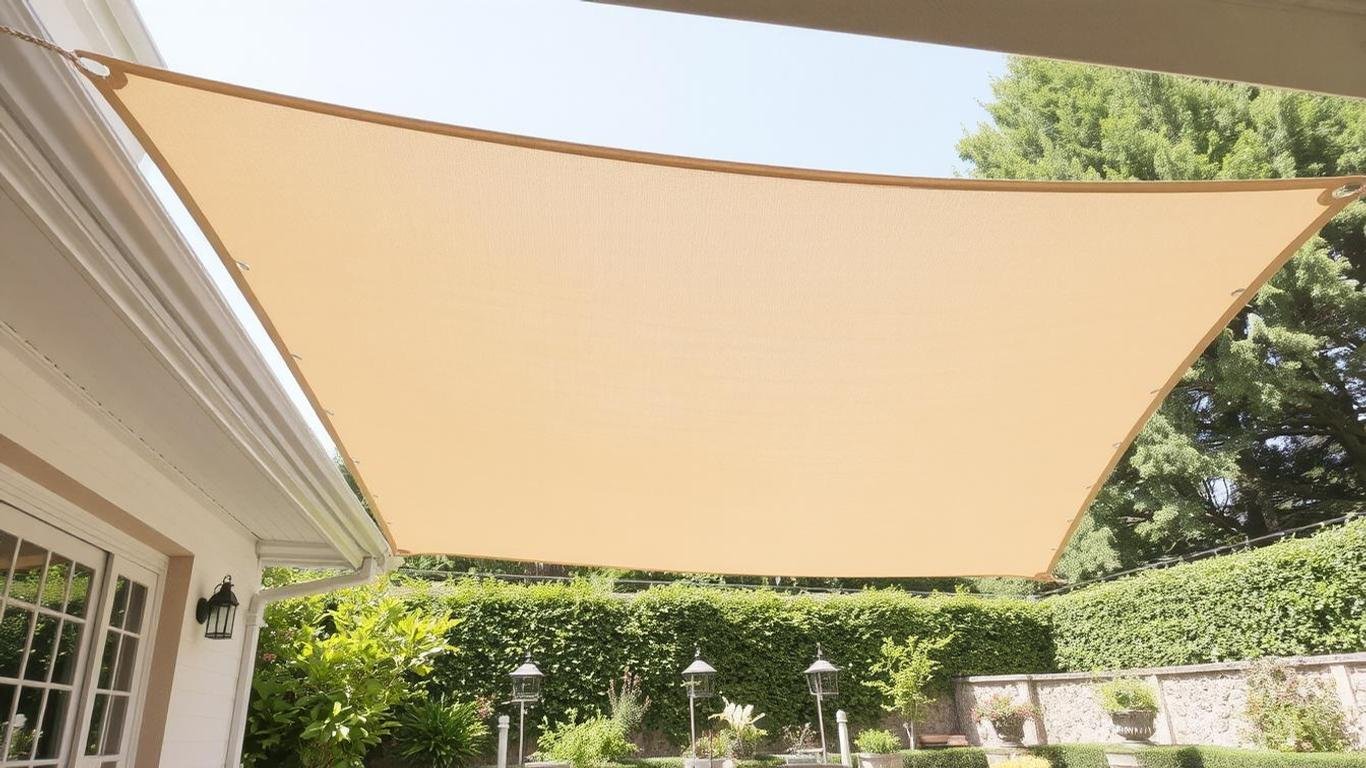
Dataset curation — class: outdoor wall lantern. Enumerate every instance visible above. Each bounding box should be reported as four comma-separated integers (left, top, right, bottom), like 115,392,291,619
681,646,717,751
804,643,840,761
195,575,238,640
509,651,544,765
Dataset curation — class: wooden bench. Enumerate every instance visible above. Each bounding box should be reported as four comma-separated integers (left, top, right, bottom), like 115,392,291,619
917,734,970,749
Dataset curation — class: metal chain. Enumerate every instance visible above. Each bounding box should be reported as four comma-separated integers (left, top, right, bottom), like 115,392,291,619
0,23,83,68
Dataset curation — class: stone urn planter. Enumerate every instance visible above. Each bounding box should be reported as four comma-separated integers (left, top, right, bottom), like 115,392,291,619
1110,709,1157,743
857,753,902,768
990,717,1026,746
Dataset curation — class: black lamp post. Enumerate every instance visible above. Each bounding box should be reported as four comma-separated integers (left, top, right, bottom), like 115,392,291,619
195,575,238,640
510,652,544,765
804,644,840,761
681,647,716,753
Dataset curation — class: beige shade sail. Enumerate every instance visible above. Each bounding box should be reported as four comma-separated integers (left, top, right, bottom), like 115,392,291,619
596,0,1366,100
82,54,1363,577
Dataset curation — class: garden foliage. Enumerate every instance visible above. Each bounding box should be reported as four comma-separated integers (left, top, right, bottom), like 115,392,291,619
1094,678,1158,713
1242,659,1349,752
243,575,457,768
1049,519,1366,670
406,580,1053,743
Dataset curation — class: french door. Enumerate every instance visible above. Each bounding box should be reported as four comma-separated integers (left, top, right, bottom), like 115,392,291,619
0,502,155,768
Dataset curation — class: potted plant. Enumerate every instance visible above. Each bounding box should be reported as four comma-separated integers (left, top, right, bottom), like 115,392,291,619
864,634,950,749
684,731,732,768
1095,678,1158,744
854,728,902,768
971,694,1039,746
779,723,822,764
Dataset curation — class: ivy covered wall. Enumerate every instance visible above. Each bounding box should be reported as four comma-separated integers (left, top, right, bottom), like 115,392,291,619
380,519,1365,748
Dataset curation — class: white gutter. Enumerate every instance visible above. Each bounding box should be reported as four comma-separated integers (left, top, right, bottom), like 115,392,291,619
225,555,393,768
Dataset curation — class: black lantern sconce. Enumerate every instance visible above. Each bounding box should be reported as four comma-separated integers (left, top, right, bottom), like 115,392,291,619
196,575,239,640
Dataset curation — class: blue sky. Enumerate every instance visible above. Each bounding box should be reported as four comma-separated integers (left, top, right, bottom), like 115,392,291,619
131,0,1006,447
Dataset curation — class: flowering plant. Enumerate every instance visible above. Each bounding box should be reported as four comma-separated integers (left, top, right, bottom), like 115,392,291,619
970,694,1039,728
709,698,767,757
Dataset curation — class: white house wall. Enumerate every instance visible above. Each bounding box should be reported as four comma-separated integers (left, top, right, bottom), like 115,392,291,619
0,302,262,766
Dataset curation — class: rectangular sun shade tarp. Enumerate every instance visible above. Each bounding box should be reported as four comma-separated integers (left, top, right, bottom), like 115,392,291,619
82,54,1364,577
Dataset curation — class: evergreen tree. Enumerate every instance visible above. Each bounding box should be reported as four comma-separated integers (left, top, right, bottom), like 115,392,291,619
959,59,1366,580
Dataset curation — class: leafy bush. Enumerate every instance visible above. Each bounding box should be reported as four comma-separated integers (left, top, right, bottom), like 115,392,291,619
244,578,457,768
853,729,900,754
1048,520,1366,671
709,699,767,757
414,579,1054,743
970,694,1039,728
1132,745,1366,767
683,731,731,759
1025,745,1106,768
1242,658,1349,752
393,697,491,768
1095,678,1158,713
997,758,1050,768
610,668,651,736
903,747,989,768
865,635,950,747
538,714,640,768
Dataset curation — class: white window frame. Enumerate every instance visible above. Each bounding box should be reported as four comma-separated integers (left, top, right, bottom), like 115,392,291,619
0,465,166,768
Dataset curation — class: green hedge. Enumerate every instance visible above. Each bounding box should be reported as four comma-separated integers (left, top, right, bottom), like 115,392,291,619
1131,745,1366,768
890,746,1366,768
903,747,990,767
1048,519,1366,671
406,581,1054,745
1026,744,1108,768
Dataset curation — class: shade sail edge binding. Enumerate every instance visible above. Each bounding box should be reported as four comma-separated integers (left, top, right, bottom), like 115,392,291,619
80,53,1366,578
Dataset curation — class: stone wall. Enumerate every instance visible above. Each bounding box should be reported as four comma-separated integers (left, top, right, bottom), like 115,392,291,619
949,652,1366,748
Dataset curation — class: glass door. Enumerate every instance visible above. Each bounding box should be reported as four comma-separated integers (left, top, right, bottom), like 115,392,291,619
73,560,154,768
0,502,105,768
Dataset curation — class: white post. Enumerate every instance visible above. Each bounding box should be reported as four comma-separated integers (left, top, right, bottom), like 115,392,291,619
836,709,852,768
497,715,511,768
688,690,697,755
815,691,828,762
519,701,528,765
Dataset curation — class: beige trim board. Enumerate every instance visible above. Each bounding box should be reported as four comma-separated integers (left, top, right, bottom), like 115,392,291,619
0,432,189,556
135,555,192,768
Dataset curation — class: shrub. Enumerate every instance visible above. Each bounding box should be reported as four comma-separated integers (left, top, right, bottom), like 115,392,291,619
415,579,1054,743
709,699,768,757
683,731,732,759
243,578,457,768
903,748,989,768
1095,678,1158,713
1242,658,1349,752
1025,744,1106,768
998,758,1050,768
1048,520,1366,671
538,714,640,768
971,694,1039,728
1133,745,1366,767
610,667,651,736
853,729,900,754
865,635,951,747
779,723,818,754
394,697,491,768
